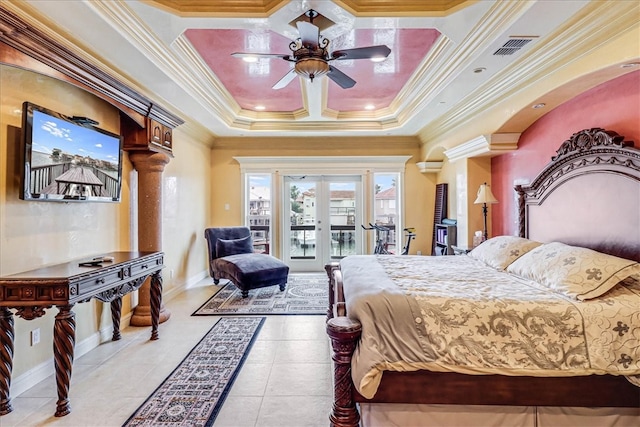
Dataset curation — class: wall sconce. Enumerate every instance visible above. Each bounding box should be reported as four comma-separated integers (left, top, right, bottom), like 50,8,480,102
474,182,498,241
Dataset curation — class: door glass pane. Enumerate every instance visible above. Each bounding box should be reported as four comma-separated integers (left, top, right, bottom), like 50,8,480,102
289,180,317,259
248,174,271,254
374,173,399,253
329,181,357,258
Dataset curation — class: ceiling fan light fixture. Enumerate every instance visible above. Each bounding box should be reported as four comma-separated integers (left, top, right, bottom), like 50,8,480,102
242,56,259,63
370,56,386,62
294,57,330,81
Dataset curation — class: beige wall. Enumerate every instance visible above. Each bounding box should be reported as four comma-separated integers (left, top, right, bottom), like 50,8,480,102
0,65,211,381
435,156,492,248
162,126,211,291
209,137,434,256
0,65,128,377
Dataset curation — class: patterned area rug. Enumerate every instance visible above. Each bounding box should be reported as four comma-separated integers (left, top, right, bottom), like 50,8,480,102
123,317,264,427
192,273,328,316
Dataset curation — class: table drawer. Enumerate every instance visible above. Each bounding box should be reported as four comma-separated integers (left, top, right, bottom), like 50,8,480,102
78,269,122,295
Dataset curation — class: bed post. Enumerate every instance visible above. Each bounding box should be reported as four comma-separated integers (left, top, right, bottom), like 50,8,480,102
327,317,362,427
515,184,526,238
325,262,339,321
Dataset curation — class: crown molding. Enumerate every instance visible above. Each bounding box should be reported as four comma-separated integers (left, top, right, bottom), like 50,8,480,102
416,161,444,173
234,155,412,172
444,133,520,162
0,2,183,128
419,0,640,145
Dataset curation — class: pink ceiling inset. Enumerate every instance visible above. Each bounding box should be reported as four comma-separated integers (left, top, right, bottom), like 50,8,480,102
185,27,440,114
185,29,304,112
327,29,440,112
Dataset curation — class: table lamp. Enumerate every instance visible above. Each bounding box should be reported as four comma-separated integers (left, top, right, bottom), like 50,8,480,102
474,183,498,241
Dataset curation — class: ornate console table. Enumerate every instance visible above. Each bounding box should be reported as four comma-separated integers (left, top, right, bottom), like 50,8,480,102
0,251,164,417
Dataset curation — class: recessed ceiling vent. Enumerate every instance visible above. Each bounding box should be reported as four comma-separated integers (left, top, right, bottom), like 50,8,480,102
493,38,535,56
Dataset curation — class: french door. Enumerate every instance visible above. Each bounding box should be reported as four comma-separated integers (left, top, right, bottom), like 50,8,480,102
283,175,363,272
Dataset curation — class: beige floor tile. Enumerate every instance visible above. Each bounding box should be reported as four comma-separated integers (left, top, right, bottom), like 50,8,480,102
243,338,278,364
213,396,263,426
265,363,332,396
228,362,272,396
6,276,334,427
273,339,330,364
256,395,333,427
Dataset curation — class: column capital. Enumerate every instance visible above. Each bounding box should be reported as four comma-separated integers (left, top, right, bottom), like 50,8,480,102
129,151,171,173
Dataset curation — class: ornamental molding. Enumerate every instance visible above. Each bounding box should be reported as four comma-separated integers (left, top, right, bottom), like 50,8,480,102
444,133,520,162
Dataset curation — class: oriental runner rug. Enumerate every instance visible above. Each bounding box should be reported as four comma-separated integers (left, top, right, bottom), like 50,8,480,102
192,273,328,316
123,316,264,427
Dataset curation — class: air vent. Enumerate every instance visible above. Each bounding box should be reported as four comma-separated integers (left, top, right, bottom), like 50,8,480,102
493,38,534,56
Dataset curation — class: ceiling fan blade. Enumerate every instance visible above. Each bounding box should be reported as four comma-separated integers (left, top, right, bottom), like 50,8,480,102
327,66,356,89
331,45,391,60
272,69,298,90
232,52,290,60
296,21,319,48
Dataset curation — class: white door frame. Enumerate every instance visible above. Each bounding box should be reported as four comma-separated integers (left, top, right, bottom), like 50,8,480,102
235,155,411,265
282,175,363,272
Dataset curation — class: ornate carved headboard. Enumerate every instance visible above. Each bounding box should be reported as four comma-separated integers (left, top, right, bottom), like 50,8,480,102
516,128,640,262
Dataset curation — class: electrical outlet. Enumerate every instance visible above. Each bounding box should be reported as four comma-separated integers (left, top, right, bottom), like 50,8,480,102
170,269,175,279
31,328,40,346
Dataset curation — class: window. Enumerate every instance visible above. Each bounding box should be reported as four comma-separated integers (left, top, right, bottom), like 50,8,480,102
373,172,401,253
246,173,271,253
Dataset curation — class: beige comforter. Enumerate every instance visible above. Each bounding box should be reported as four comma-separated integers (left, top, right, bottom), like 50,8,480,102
339,255,640,399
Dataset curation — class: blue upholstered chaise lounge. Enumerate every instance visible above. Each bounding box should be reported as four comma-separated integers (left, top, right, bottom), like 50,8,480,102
204,226,289,298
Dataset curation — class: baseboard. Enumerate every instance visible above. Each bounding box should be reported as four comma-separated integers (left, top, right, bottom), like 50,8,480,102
11,323,111,398
184,270,209,290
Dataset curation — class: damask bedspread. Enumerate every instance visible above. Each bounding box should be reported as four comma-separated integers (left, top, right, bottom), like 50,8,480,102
339,254,640,399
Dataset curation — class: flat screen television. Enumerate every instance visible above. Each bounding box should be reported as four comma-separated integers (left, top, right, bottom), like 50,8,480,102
20,101,123,202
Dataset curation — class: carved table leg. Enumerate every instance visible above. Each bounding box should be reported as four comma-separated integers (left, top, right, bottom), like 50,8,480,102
110,297,122,341
149,271,163,340
327,317,362,427
53,304,76,417
0,307,14,415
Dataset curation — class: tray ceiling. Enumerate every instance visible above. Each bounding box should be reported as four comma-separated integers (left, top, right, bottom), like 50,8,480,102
10,0,639,141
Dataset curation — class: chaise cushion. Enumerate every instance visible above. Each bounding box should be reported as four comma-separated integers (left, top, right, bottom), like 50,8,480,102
212,253,289,290
216,236,253,258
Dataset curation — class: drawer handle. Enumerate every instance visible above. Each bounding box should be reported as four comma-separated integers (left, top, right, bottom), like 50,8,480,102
141,264,148,269
96,278,105,284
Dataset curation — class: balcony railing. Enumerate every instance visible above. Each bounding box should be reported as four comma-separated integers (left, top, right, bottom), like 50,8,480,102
249,224,359,259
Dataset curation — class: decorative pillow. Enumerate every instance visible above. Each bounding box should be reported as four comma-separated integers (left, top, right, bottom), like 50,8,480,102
216,236,253,258
468,235,542,270
506,241,640,300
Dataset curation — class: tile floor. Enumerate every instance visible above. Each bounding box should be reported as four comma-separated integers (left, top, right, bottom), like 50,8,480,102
2,276,333,427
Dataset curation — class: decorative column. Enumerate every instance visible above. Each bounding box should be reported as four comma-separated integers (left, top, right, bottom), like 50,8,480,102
129,151,171,326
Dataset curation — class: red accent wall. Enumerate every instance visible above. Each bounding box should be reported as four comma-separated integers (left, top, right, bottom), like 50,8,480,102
491,70,640,236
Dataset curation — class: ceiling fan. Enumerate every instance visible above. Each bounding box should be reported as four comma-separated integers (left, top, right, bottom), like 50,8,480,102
231,10,391,90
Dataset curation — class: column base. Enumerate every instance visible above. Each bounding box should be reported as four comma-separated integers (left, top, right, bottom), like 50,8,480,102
130,304,171,327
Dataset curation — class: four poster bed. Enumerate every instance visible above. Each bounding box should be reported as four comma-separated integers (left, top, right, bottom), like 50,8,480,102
325,128,640,427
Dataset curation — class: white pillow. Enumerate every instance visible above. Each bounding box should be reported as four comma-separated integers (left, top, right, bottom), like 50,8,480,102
506,242,640,300
468,235,542,270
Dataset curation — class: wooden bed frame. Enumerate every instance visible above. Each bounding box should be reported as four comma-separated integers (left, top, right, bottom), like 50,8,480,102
325,128,640,427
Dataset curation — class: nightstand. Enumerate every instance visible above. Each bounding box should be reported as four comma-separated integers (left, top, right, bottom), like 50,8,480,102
451,245,472,255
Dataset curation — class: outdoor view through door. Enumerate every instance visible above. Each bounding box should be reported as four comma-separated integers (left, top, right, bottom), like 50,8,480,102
245,170,402,272
284,176,363,272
